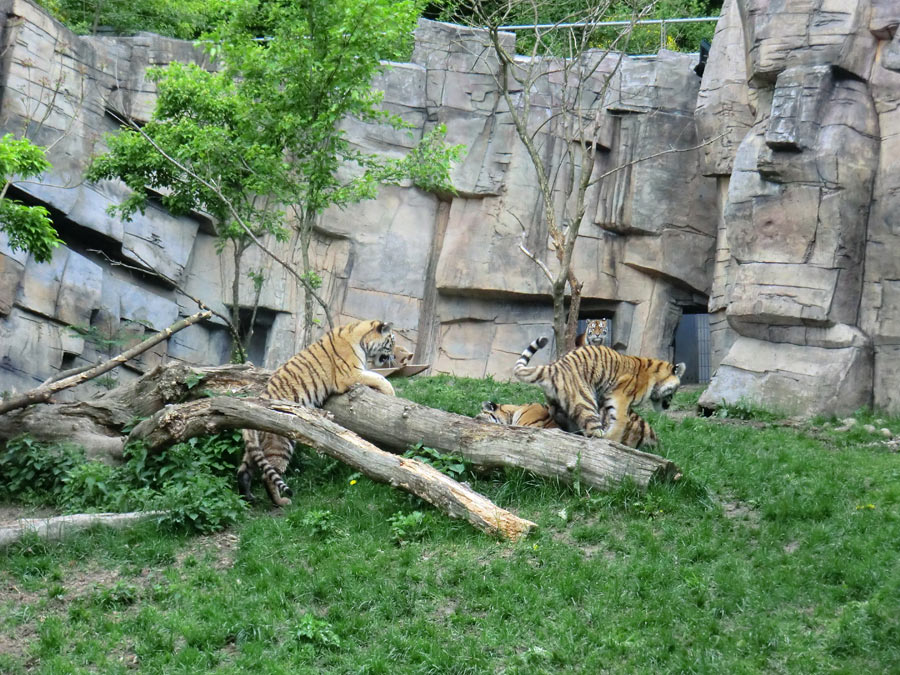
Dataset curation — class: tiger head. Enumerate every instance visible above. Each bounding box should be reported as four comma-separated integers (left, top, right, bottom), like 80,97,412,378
476,401,557,429
375,343,413,368
356,320,395,365
476,401,516,424
583,319,609,346
649,361,687,411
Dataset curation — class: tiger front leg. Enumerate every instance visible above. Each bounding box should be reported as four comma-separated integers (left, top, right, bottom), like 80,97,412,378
357,370,396,397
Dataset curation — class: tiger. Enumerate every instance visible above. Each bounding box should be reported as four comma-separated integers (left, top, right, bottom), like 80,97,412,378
574,318,609,348
238,319,397,506
476,400,658,449
513,337,685,444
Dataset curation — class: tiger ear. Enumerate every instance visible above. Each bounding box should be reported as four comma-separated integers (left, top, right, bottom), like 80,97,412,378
377,321,393,334
674,362,686,378
481,401,498,412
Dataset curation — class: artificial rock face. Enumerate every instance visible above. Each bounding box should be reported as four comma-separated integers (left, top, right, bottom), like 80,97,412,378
698,0,898,415
1,1,899,416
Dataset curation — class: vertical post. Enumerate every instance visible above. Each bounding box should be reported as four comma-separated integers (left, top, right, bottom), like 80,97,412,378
660,20,667,50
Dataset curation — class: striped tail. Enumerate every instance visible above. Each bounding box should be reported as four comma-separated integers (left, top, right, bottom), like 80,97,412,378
249,445,293,506
513,336,549,382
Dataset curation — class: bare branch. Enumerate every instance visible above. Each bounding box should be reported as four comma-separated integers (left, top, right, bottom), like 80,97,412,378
0,310,212,416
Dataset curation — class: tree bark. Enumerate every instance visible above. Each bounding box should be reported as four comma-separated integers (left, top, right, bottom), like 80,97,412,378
0,362,267,460
323,386,678,491
128,397,536,540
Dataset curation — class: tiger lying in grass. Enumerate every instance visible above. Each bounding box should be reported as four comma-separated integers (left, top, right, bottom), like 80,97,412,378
476,400,658,449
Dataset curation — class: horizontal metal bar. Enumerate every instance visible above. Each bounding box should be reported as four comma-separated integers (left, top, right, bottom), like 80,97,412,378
497,16,719,31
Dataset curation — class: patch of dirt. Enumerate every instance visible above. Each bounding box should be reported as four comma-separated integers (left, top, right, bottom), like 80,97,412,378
720,497,761,526
175,530,240,570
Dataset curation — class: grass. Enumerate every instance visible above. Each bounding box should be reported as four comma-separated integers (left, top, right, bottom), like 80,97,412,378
2,377,900,673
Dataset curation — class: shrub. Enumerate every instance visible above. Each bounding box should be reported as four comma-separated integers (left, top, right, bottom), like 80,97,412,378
0,435,84,505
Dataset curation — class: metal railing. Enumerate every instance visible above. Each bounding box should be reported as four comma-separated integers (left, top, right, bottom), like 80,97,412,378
497,16,719,52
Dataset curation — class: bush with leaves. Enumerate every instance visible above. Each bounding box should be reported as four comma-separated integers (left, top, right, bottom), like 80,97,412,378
0,134,64,263
0,432,248,533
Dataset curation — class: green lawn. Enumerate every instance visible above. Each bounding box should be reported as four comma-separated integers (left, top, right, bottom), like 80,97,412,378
1,376,899,673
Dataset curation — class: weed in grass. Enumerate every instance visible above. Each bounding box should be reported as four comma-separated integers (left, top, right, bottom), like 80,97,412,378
294,612,341,648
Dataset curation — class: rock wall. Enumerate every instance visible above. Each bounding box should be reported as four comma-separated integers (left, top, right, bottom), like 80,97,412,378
1,0,898,416
696,0,899,416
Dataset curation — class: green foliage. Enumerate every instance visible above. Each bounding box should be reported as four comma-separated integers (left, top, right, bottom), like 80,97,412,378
401,124,466,193
0,435,84,504
403,443,468,480
36,0,220,39
294,509,340,538
155,473,246,534
388,510,431,544
294,613,341,649
0,134,63,263
58,462,118,512
1,432,246,533
435,0,720,54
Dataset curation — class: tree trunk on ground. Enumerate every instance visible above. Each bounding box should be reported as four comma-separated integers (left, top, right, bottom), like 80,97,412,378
0,511,166,549
0,363,267,460
323,386,678,491
128,397,536,540
0,363,678,491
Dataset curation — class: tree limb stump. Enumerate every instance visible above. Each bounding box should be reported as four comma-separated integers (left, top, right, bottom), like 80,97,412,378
324,386,678,491
129,397,536,541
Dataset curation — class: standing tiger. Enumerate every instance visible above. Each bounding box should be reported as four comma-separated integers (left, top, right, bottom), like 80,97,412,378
476,401,658,449
574,318,609,347
238,319,396,506
513,337,685,444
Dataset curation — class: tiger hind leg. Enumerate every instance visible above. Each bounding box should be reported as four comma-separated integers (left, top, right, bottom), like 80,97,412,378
557,387,607,439
253,432,294,507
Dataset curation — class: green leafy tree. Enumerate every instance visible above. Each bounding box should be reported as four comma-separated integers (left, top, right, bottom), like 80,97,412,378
0,134,64,264
90,0,462,357
208,0,461,347
87,63,288,361
37,0,220,39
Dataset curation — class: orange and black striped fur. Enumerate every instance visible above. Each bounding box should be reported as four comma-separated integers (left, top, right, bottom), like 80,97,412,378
575,318,609,347
476,401,658,449
476,401,559,429
238,319,396,506
513,337,685,443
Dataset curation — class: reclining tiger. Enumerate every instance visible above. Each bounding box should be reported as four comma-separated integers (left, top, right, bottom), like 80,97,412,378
513,336,685,444
238,319,396,506
476,400,658,449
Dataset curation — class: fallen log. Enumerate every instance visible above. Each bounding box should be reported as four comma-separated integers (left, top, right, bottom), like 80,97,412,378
324,386,678,491
0,511,166,549
128,397,536,541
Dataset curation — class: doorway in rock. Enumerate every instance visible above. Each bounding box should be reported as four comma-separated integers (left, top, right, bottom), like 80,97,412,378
576,312,614,348
673,310,711,384
237,307,277,366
